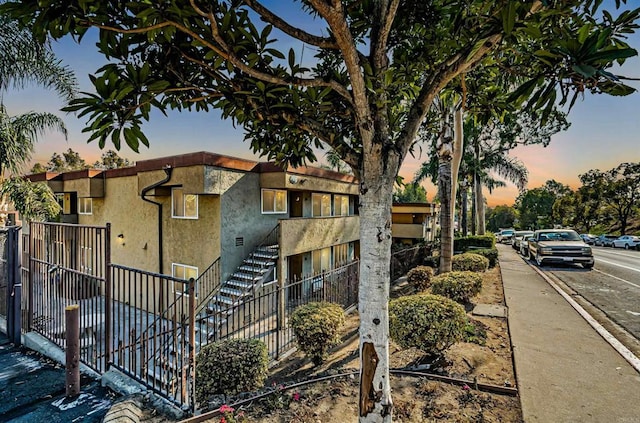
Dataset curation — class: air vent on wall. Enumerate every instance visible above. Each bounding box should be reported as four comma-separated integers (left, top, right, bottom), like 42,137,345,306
235,237,244,247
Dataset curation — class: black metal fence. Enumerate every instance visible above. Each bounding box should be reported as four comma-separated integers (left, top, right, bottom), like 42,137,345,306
5,219,428,413
1,227,22,345
390,244,430,281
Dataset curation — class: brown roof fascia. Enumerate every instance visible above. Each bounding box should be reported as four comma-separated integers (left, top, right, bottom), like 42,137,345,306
257,162,358,184
135,151,259,173
60,169,104,180
25,172,61,182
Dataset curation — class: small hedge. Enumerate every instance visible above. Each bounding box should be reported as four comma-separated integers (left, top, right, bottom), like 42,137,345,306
389,294,466,355
452,253,490,272
406,265,435,291
431,271,483,304
470,248,498,268
195,338,268,405
290,302,345,365
454,235,495,252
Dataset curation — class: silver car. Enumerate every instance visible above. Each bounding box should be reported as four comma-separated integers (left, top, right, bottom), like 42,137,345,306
611,235,640,250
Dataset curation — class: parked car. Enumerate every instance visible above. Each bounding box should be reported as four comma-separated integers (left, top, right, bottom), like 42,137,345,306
527,229,594,269
512,230,535,250
579,234,596,245
497,229,515,244
594,234,618,247
611,235,640,250
519,234,535,257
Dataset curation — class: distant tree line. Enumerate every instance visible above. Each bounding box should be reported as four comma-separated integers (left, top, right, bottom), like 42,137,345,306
30,148,132,173
486,162,640,235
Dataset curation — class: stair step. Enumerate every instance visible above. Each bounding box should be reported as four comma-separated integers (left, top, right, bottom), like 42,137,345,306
244,258,273,267
239,265,268,274
232,272,262,281
220,286,243,297
214,295,234,305
252,251,278,260
226,279,253,289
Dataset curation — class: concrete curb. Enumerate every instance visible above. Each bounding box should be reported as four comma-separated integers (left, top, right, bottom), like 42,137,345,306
102,397,145,423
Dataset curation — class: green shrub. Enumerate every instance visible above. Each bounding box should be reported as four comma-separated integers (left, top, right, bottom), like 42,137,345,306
390,294,466,355
454,235,495,251
452,253,489,272
289,302,345,365
406,265,435,291
431,271,483,304
195,338,268,405
470,248,498,268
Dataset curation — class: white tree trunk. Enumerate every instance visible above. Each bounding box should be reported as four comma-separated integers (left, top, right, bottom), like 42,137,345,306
358,155,397,422
438,107,464,273
475,178,486,235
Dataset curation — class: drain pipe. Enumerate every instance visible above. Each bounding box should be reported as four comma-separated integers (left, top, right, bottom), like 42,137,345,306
141,166,173,274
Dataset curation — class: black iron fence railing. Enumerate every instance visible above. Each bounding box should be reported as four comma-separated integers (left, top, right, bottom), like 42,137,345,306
6,219,429,414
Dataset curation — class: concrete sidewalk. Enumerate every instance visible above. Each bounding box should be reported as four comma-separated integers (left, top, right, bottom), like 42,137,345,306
499,245,640,423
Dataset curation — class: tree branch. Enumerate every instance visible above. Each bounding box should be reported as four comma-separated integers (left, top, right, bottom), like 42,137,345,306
188,0,353,101
241,0,338,49
371,0,400,70
308,0,371,141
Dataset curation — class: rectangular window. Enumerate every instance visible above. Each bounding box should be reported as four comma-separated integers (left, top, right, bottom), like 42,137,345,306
172,187,198,219
78,198,92,215
312,193,332,217
312,247,331,274
262,189,287,214
333,195,350,216
333,244,349,266
172,263,199,296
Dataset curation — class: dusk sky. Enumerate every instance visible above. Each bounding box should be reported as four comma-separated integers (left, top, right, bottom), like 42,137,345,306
3,2,640,207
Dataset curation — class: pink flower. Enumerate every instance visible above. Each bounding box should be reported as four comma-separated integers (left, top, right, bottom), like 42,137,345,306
462,384,470,391
220,404,234,413
220,417,227,423
292,392,301,401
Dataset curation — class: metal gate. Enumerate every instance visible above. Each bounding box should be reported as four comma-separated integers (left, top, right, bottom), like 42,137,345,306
27,221,111,372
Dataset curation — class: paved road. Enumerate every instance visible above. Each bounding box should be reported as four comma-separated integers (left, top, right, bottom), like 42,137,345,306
516,245,640,350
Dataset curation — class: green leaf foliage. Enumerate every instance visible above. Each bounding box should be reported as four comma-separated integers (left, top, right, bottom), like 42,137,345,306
452,253,490,272
430,271,484,304
289,302,345,365
195,338,268,405
389,294,466,355
406,265,435,292
0,178,61,222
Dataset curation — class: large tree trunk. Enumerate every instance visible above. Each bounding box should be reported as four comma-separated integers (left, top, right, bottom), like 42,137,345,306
358,150,399,423
460,180,468,237
438,108,464,273
475,176,486,235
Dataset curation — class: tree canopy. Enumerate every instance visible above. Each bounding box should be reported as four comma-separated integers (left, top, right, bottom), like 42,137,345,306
3,1,639,420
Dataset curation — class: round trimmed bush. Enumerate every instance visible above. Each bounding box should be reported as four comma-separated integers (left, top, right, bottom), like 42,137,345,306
290,301,345,365
389,294,466,355
406,265,435,291
195,338,268,405
452,252,490,272
431,271,483,304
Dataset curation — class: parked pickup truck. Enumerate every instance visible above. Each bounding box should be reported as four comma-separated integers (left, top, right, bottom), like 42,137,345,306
527,229,594,269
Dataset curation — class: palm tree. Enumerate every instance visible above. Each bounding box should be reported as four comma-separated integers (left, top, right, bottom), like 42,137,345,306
0,14,76,100
0,104,67,177
0,13,77,223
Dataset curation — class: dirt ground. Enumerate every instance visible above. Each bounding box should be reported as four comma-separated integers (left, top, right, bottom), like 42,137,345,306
145,266,523,422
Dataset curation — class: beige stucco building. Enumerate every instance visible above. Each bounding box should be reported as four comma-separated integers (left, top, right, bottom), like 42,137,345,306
391,202,439,245
28,152,361,291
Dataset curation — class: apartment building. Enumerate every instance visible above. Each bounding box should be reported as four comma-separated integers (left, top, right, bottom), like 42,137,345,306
27,151,360,289
391,202,439,245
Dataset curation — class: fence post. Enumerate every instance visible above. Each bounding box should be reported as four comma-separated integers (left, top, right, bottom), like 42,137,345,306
188,277,196,413
275,283,281,360
104,223,112,370
7,227,22,345
65,304,81,397
27,222,34,331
